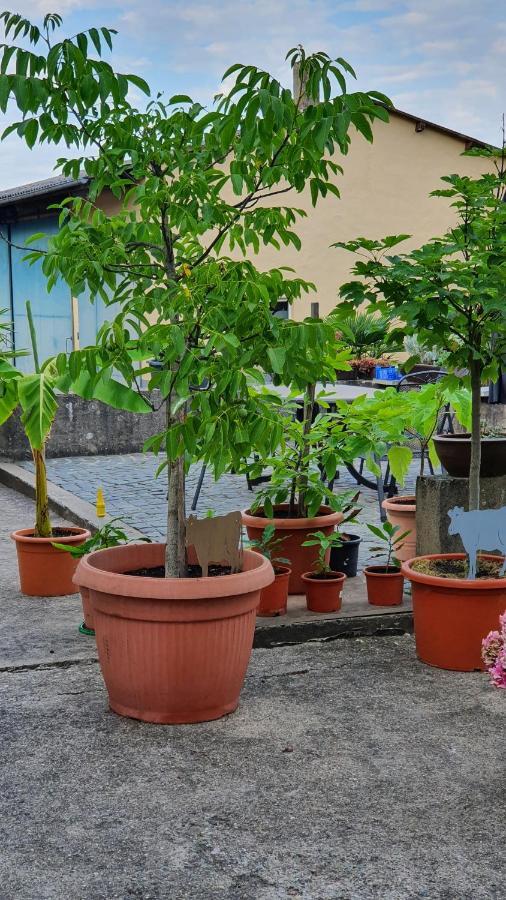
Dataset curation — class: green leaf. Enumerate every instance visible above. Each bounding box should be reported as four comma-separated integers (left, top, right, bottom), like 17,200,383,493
267,346,286,374
17,372,57,451
387,446,412,486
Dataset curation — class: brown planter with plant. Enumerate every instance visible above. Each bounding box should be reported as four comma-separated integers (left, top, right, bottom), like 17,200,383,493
0,21,391,721
338,162,506,668
248,525,291,616
363,521,409,606
76,544,273,723
301,531,346,612
1,301,90,596
402,553,506,671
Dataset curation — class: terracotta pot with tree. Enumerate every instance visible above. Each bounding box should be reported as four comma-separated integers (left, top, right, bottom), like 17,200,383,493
0,13,391,720
336,154,506,669
1,302,90,596
301,530,346,613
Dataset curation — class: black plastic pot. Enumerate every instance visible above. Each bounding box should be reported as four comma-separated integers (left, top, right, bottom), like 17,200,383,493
329,533,361,578
433,434,506,478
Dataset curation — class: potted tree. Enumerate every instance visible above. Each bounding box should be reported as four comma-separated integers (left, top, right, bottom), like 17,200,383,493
363,521,409,606
242,396,361,593
336,158,506,669
0,303,90,595
1,12,390,720
247,525,291,616
340,382,470,561
301,530,346,612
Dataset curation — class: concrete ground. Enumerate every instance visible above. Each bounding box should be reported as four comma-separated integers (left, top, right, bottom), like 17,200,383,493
1,484,503,900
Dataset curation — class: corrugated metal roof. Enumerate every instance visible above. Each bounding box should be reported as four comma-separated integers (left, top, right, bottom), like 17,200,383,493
0,174,90,207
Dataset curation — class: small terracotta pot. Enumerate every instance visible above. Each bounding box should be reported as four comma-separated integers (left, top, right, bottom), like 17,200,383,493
381,496,416,562
242,505,344,594
402,553,506,671
75,544,274,724
11,527,91,597
364,565,404,606
301,571,346,613
257,565,291,616
79,586,95,632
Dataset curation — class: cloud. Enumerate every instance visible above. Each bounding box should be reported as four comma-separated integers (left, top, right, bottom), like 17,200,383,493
0,0,505,188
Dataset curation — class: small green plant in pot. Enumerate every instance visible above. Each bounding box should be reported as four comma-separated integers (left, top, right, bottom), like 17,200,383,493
244,390,358,594
53,518,151,634
249,525,291,616
301,530,346,613
363,521,410,607
0,302,90,596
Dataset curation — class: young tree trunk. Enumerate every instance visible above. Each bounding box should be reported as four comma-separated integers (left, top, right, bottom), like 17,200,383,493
165,401,187,578
33,448,52,537
468,357,482,511
297,382,316,518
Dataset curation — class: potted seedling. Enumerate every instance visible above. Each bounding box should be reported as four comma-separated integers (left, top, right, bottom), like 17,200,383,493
3,14,391,722
243,393,359,594
248,525,291,616
363,521,410,606
53,518,151,634
300,530,346,612
336,157,506,668
0,302,90,596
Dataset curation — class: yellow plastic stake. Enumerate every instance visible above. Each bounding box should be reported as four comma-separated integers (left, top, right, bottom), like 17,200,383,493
96,488,106,518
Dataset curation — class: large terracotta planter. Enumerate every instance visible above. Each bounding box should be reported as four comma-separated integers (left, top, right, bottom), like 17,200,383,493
257,565,291,617
242,505,343,594
75,543,273,724
301,571,346,613
79,586,95,634
433,434,506,478
11,527,91,597
382,495,416,562
402,553,506,671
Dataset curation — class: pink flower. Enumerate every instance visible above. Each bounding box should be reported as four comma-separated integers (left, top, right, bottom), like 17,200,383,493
482,630,503,668
489,649,506,689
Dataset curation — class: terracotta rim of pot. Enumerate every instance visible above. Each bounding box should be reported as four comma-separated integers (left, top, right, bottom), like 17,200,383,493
402,553,506,589
272,564,292,578
364,565,402,577
75,544,274,598
242,504,344,530
382,495,416,513
301,571,346,584
11,526,90,546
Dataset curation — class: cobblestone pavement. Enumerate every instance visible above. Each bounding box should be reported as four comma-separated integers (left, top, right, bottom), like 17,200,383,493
19,454,420,569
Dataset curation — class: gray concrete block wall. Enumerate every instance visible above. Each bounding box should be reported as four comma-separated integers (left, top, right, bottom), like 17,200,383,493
0,392,166,459
416,474,506,555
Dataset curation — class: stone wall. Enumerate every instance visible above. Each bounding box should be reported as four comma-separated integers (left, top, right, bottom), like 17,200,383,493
0,392,165,459
416,474,506,555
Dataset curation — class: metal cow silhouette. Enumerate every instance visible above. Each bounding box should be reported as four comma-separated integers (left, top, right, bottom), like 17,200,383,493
448,506,506,579
186,512,242,577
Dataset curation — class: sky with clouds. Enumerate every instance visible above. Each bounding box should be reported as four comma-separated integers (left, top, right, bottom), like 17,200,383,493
1,0,505,188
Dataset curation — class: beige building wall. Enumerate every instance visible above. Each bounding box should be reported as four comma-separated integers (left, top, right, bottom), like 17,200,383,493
95,110,490,320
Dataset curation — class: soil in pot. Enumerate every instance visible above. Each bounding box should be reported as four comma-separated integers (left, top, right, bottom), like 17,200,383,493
433,433,506,478
128,564,232,578
382,496,415,562
330,533,361,577
242,505,344,594
402,553,506,671
257,564,291,617
301,570,346,613
75,543,274,724
364,565,404,606
411,558,505,579
12,526,91,597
